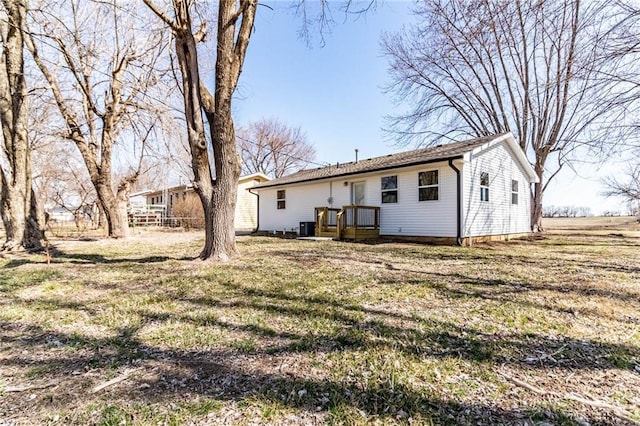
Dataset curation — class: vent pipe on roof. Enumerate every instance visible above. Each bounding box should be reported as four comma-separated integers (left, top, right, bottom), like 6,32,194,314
355,149,359,163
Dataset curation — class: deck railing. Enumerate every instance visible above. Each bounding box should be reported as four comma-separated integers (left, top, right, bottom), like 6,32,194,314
315,207,342,237
316,205,380,240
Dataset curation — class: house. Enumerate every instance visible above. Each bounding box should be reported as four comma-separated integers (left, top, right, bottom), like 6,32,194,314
128,190,152,213
46,207,75,223
251,133,539,245
136,173,270,230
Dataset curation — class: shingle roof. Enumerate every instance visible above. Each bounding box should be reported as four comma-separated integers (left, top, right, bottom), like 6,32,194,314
254,134,504,189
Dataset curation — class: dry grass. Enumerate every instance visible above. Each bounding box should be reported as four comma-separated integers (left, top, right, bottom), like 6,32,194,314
543,216,640,237
0,219,639,425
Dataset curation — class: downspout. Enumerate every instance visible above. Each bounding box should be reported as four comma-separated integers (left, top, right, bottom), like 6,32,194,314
448,159,463,246
248,187,259,234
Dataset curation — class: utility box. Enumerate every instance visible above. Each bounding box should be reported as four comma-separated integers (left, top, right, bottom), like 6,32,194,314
299,221,316,237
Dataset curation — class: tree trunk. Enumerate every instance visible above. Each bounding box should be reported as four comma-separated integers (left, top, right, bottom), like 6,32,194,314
196,0,255,261
116,179,133,238
145,0,255,261
0,0,44,252
94,183,127,238
1,182,27,251
203,115,241,261
532,166,544,232
96,202,106,230
24,188,45,249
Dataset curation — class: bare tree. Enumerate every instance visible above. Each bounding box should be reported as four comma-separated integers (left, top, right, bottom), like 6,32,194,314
383,0,640,231
144,1,370,260
603,165,640,215
25,0,170,238
0,0,44,251
237,118,316,178
144,0,257,261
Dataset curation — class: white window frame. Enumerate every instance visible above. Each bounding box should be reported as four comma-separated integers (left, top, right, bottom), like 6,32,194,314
418,170,439,201
277,189,286,210
480,172,489,202
511,179,519,205
381,175,398,204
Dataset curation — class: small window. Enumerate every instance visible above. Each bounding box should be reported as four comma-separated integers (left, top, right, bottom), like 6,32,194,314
277,190,286,209
418,170,438,201
381,176,398,203
480,172,489,202
511,179,519,205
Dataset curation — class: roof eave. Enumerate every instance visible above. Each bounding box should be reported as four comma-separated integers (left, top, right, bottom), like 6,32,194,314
239,172,271,182
472,133,539,183
253,155,465,190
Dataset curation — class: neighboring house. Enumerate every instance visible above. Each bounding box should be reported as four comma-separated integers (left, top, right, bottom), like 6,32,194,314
144,184,192,218
47,207,75,223
129,190,152,213
251,133,539,245
136,173,270,230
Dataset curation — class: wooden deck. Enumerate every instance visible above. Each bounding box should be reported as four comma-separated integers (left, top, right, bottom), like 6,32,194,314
315,205,380,240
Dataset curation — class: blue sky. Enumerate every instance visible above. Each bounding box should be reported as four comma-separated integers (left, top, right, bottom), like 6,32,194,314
236,1,411,163
233,1,629,215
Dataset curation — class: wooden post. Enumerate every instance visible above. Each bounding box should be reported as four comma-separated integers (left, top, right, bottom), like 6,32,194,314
323,207,328,232
354,206,358,228
315,208,321,232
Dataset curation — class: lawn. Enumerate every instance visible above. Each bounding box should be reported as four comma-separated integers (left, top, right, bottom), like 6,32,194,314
1,221,639,425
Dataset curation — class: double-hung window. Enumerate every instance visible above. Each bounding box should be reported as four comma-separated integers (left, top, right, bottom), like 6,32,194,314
511,180,519,205
381,176,398,203
480,172,489,202
418,170,438,201
277,190,286,209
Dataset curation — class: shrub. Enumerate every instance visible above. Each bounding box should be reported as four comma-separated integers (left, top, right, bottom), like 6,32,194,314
171,193,205,229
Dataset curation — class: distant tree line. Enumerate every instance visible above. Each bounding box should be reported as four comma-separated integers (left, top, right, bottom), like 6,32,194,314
543,206,593,218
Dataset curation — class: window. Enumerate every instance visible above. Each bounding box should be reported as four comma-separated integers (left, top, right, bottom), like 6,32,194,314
381,176,398,203
511,179,519,205
277,190,286,209
480,172,489,202
418,170,438,201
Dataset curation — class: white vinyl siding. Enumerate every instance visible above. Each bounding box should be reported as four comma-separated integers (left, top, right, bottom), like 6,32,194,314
235,177,265,230
463,142,532,236
379,165,457,237
258,180,351,232
257,162,458,237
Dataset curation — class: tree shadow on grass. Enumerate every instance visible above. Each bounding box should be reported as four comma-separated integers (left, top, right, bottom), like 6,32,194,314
181,283,640,372
271,239,640,275
376,267,640,316
1,252,173,268
0,319,626,426
270,243,640,304
2,240,639,423
52,252,172,265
